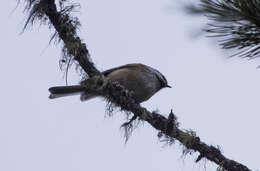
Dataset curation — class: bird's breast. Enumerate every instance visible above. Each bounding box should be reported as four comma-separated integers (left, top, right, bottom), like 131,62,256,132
107,68,160,103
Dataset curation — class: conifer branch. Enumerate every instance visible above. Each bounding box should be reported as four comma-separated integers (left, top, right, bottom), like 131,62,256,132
21,1,251,170
185,0,260,59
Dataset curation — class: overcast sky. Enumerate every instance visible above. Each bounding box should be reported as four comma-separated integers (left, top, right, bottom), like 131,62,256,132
1,0,260,171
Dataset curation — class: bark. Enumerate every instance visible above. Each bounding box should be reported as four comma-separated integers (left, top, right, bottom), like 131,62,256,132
25,1,252,171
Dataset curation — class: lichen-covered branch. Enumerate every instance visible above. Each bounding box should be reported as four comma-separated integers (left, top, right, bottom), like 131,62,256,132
21,0,251,171
44,1,100,77
23,0,100,77
76,75,251,171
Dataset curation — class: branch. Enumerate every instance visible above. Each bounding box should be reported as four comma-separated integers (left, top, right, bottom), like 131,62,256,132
79,76,251,171
45,2,100,77
184,0,260,59
22,1,252,171
23,0,100,77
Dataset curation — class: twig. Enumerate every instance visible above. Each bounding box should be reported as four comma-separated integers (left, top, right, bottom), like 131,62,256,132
22,1,252,171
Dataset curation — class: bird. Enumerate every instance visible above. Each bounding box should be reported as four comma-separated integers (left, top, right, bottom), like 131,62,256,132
49,63,171,103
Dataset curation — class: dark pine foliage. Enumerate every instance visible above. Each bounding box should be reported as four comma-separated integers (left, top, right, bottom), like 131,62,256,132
186,0,260,59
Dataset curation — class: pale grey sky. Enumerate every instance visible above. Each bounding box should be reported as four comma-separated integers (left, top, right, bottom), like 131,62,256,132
0,0,259,171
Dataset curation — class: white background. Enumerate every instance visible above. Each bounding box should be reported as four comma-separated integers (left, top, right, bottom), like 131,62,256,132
0,0,259,170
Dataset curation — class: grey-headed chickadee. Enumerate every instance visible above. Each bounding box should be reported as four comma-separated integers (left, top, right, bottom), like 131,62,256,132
49,63,171,103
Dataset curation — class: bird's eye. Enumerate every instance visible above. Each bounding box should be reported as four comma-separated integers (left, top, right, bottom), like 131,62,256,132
160,81,166,87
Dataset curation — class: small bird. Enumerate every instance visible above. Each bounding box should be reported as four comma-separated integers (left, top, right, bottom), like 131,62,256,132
49,63,171,103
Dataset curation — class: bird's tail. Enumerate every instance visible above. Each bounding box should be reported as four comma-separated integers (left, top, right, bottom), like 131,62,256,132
49,85,85,99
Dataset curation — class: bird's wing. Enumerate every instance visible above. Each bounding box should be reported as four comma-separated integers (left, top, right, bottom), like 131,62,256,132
101,63,142,76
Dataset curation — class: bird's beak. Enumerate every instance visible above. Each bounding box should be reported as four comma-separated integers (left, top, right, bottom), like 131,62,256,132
166,84,172,88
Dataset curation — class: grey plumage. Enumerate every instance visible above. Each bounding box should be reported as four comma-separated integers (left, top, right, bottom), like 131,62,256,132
49,63,170,103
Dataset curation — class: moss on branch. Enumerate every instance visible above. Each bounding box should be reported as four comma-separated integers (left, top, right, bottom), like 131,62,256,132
21,1,252,171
